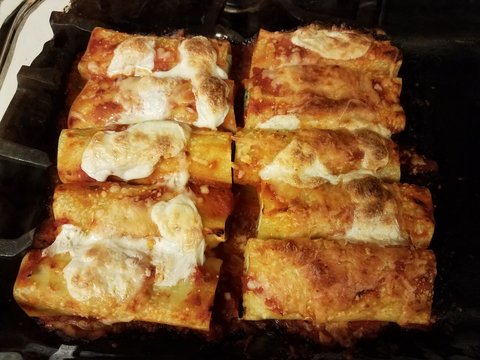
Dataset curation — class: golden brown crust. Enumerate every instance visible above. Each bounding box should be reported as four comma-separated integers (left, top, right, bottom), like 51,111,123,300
395,183,436,249
14,252,221,331
53,182,233,247
250,25,402,77
243,238,436,325
244,65,405,135
213,186,390,347
233,128,400,186
78,27,231,80
257,177,434,248
57,128,232,185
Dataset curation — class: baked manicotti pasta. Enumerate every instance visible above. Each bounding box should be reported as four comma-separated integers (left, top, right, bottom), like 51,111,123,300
244,64,404,136
77,27,235,131
257,177,434,249
243,238,436,325
52,182,232,247
249,24,402,77
58,121,232,186
234,128,400,186
68,76,235,131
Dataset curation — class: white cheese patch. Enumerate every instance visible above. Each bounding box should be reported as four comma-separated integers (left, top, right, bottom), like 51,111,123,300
107,37,156,77
45,224,150,302
291,28,371,60
44,195,207,300
159,168,190,191
257,115,300,130
193,76,229,129
81,120,190,183
150,194,206,287
344,210,403,245
302,159,374,185
105,35,229,129
152,37,229,129
114,77,178,124
259,139,374,187
342,177,406,245
336,99,391,137
152,36,228,80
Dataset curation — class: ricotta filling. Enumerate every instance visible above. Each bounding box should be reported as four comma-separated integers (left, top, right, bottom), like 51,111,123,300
44,194,206,301
81,120,190,187
291,28,371,60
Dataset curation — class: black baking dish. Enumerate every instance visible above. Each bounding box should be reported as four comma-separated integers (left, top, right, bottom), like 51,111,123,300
1,0,480,358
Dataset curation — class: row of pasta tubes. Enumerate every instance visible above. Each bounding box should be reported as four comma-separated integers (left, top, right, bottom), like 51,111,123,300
13,24,436,343
232,25,436,344
14,27,235,335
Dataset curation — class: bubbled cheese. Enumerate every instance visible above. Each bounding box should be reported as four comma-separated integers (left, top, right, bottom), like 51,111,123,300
259,139,374,187
107,37,156,77
150,193,206,287
44,194,207,301
81,120,190,185
291,28,371,60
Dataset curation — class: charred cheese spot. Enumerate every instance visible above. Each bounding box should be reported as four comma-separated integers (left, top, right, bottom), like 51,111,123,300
346,176,392,202
356,129,389,166
259,135,386,187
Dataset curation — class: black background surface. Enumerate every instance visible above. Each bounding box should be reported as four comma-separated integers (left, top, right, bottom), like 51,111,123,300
0,0,479,358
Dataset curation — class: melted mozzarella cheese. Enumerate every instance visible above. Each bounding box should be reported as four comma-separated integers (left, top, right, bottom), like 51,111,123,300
114,77,178,124
159,167,190,191
81,120,190,184
106,36,229,129
44,195,207,300
45,224,150,302
108,37,156,77
152,36,228,80
338,100,391,137
345,207,403,245
106,35,230,129
193,75,229,129
257,115,300,130
152,37,229,129
150,194,206,287
260,139,373,187
291,28,371,60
